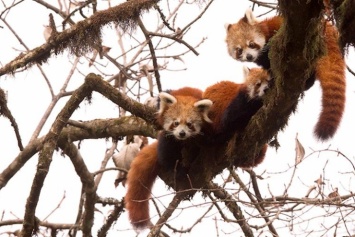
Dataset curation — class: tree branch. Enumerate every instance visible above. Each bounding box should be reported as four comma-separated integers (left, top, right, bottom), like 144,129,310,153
148,191,188,237
20,73,94,237
208,182,254,237
0,0,160,76
229,0,325,163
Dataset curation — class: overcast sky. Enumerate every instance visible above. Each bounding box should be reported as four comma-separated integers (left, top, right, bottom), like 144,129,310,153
1,0,355,236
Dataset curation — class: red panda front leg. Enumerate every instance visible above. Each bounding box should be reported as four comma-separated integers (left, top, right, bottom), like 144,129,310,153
217,68,270,143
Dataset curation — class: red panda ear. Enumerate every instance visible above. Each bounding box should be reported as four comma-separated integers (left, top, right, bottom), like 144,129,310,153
242,65,250,80
158,92,177,114
194,99,213,123
244,8,259,25
224,23,232,31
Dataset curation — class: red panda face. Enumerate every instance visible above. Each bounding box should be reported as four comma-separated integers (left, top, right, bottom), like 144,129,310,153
247,78,270,98
158,92,212,140
225,10,266,62
243,67,271,98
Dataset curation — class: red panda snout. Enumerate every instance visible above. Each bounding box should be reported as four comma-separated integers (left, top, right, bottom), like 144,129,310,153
167,119,200,140
247,80,269,98
243,66,271,98
229,41,263,62
246,54,254,61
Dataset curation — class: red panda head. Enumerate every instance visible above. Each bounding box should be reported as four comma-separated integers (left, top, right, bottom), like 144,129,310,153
157,92,212,140
243,66,271,98
225,8,266,62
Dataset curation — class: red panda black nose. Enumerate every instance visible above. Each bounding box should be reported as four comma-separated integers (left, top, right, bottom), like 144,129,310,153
179,131,186,138
246,54,253,61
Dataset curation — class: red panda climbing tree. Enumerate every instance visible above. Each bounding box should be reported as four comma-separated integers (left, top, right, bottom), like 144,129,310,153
1,1,355,237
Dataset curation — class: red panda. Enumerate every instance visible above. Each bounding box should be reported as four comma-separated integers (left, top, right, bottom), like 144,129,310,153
156,88,213,172
126,87,213,230
203,66,271,167
125,69,271,230
225,9,346,141
203,67,270,133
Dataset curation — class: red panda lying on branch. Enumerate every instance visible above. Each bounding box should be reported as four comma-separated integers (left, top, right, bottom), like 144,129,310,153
125,67,271,230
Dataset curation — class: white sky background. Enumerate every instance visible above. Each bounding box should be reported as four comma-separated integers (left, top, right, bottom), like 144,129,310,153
0,0,355,236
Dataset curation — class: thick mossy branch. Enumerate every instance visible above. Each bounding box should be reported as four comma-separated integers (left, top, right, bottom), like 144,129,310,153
229,0,325,164
158,0,325,193
0,0,160,76
331,0,355,50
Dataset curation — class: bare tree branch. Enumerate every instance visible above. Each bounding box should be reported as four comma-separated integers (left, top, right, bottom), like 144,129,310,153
0,0,160,76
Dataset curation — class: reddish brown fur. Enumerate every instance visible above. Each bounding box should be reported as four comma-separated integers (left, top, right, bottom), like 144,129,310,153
226,20,262,53
126,87,206,230
157,87,204,126
203,68,270,167
258,16,283,42
169,87,203,99
126,75,272,229
203,68,270,132
203,81,244,132
158,95,205,126
125,141,159,229
314,23,346,140
225,15,282,57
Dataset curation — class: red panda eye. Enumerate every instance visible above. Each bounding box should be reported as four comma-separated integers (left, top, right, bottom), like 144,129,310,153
249,42,256,49
236,48,243,55
186,122,193,128
173,121,179,126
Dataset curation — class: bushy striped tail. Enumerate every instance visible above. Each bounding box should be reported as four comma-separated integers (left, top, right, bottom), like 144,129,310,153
314,23,346,141
125,141,159,229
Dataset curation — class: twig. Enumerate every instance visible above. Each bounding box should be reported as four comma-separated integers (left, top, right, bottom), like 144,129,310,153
43,191,66,221
148,191,189,237
208,182,254,237
137,18,162,92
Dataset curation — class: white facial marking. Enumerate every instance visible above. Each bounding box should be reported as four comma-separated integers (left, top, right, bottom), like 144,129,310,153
164,118,202,140
257,82,269,97
172,123,200,140
252,34,266,49
248,80,269,98
241,48,260,62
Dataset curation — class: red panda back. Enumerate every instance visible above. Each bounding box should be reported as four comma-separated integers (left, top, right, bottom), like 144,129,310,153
258,16,283,42
203,81,242,131
170,87,203,99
